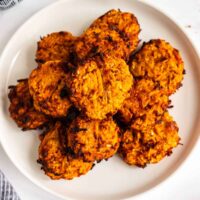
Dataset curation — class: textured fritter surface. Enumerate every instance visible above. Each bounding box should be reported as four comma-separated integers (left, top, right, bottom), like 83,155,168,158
73,27,129,61
8,79,48,130
118,79,169,124
68,55,133,119
73,9,140,61
38,122,93,180
119,112,180,167
130,39,184,95
67,117,120,162
90,9,140,56
36,31,76,64
29,61,71,117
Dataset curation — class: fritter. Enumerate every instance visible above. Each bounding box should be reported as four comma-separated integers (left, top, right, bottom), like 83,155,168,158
29,61,71,117
89,9,140,56
38,122,93,180
67,117,120,162
130,39,184,95
35,31,76,64
73,27,129,61
119,112,180,167
67,55,133,119
118,79,169,124
8,79,48,130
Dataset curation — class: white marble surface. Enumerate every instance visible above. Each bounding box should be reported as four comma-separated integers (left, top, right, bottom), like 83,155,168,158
0,0,200,199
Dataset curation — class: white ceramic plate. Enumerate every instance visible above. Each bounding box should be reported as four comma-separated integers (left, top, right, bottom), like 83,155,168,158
0,0,200,199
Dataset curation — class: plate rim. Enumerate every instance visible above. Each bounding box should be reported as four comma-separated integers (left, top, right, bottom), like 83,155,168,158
0,0,200,199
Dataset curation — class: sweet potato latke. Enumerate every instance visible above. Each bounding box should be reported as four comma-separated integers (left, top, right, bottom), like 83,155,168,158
8,9,185,180
29,60,71,117
38,122,93,180
67,55,133,119
89,9,140,56
117,78,170,124
67,117,120,162
36,31,76,64
119,112,180,167
8,79,48,130
73,9,140,62
130,39,184,95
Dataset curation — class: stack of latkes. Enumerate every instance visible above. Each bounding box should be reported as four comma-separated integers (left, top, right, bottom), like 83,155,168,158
8,9,185,180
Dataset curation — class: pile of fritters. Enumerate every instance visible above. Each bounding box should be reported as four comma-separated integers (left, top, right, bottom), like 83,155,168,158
8,9,184,180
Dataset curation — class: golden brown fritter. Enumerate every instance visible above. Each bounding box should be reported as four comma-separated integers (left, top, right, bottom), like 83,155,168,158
38,122,93,180
119,112,180,167
29,61,71,117
35,31,76,64
67,117,120,162
8,79,48,130
73,9,140,62
118,79,169,124
89,9,140,56
73,27,129,61
67,55,133,119
130,39,184,95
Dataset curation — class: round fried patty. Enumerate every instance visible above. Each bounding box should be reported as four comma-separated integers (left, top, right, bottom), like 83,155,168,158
38,122,93,180
8,79,48,130
130,39,184,95
89,9,140,56
29,61,71,117
67,55,133,119
35,31,76,64
117,78,169,124
119,112,180,167
73,27,130,61
67,117,120,162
